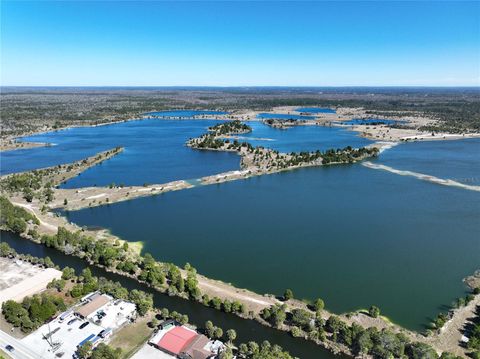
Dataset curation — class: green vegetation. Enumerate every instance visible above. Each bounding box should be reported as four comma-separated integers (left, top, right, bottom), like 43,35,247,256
369,305,381,318
259,303,462,359
0,240,293,359
429,288,478,332
260,304,287,328
0,196,39,234
2,88,478,138
2,293,66,333
283,289,293,301
208,120,251,135
189,122,379,171
466,304,480,353
0,148,122,205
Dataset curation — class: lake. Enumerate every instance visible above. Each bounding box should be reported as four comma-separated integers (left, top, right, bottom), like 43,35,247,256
62,143,480,331
2,118,479,332
240,121,372,152
0,119,240,187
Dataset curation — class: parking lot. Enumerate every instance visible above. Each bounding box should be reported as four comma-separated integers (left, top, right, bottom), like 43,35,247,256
21,312,104,358
20,294,136,359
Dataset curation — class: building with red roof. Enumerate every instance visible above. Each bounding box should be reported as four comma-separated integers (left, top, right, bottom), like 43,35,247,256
149,322,222,359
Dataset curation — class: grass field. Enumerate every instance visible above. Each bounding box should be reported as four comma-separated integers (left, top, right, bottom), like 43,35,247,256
109,312,155,359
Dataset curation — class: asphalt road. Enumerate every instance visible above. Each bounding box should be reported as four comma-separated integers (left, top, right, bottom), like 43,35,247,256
0,330,41,359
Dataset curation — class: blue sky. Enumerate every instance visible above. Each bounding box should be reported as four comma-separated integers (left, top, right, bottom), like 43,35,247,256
1,1,479,86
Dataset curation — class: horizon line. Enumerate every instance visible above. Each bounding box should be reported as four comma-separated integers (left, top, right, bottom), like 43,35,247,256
1,85,480,89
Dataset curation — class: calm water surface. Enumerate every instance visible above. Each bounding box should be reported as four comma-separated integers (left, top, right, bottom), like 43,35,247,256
0,119,240,187
3,118,479,332
376,138,480,184
240,122,372,152
0,231,341,359
63,159,480,331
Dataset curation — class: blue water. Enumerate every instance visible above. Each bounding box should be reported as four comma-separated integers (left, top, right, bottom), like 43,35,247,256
296,107,336,114
342,118,406,126
0,119,240,187
239,122,372,152
3,115,479,332
63,158,480,331
256,113,315,120
377,138,480,184
145,110,228,117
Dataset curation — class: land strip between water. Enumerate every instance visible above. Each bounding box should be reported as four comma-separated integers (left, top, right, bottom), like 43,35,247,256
1,118,479,358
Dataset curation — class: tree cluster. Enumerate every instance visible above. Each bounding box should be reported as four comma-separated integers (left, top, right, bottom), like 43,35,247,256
2,293,66,333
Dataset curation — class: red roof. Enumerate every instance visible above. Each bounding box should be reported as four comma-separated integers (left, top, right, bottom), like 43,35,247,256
157,326,198,355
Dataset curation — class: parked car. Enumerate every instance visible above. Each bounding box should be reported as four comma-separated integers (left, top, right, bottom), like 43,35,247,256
67,318,78,325
79,322,90,329
5,345,15,352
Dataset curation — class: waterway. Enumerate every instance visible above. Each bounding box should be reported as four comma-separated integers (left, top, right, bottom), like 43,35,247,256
61,158,480,331
2,118,479,332
0,231,343,359
0,119,240,187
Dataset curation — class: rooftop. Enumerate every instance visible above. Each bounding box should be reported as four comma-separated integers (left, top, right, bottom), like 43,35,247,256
75,293,110,318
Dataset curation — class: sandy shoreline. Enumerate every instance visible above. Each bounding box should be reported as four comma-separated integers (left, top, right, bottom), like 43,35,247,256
1,107,479,357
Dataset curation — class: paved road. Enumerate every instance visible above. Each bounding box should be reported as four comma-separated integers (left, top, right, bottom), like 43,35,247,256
0,330,41,359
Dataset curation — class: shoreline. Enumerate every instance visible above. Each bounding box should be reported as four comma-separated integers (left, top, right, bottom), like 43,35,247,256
1,109,479,357
1,207,477,358
3,105,480,153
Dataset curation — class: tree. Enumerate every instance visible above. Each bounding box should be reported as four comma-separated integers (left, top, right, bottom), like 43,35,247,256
10,218,27,234
47,279,66,292
283,289,293,301
219,346,234,359
129,290,153,316
160,308,169,319
23,188,34,202
369,305,380,318
406,342,438,359
290,308,314,331
0,242,15,257
70,284,84,298
77,342,93,359
290,326,302,337
226,329,237,344
440,352,463,359
260,304,286,328
44,187,54,203
91,344,121,359
150,317,159,328
179,314,189,325
313,298,325,312
44,256,54,268
62,267,76,280
214,327,223,339
326,316,345,342
205,320,215,338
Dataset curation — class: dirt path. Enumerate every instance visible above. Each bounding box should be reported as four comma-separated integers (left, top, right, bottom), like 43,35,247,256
194,274,280,313
12,202,58,232
425,294,480,357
